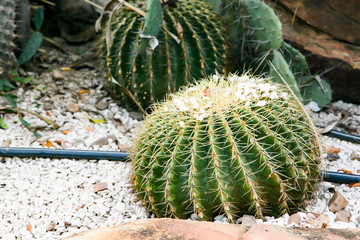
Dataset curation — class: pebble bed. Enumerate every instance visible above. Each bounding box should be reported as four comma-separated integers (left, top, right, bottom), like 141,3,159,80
1,58,360,239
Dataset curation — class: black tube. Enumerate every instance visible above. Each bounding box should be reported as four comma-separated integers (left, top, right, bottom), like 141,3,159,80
0,147,130,161
321,171,360,184
323,130,360,144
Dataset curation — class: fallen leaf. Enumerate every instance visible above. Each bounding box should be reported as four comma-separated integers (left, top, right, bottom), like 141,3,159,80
89,118,106,124
349,182,360,188
86,125,92,132
46,112,51,116
204,89,211,97
337,169,353,174
318,120,339,134
78,89,90,95
44,141,55,148
62,130,71,135
60,67,72,71
27,223,32,231
76,204,84,211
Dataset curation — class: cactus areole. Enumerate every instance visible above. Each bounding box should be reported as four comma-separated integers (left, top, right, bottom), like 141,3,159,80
131,74,321,221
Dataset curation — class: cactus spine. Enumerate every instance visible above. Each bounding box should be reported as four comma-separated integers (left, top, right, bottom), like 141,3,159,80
132,73,321,221
0,0,16,80
102,0,229,110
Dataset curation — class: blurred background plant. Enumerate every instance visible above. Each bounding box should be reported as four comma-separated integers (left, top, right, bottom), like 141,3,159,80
99,0,332,112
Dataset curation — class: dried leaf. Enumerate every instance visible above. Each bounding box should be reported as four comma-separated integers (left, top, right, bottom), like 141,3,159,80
44,141,54,148
318,120,339,134
337,169,353,174
89,118,106,124
76,204,84,211
60,67,72,71
46,112,51,116
27,223,32,231
78,89,90,95
137,0,162,55
62,130,71,135
349,182,360,188
86,125,92,132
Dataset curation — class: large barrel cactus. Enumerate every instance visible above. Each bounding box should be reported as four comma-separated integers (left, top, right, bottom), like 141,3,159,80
101,0,229,110
0,0,16,80
131,73,321,221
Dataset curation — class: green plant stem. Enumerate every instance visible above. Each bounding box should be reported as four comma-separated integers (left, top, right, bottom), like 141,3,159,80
16,108,59,129
0,106,59,129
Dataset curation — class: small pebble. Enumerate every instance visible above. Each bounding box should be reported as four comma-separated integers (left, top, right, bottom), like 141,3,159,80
118,143,131,152
335,210,351,222
350,152,360,160
239,215,256,227
45,221,56,232
66,103,80,113
53,69,64,80
94,182,108,193
288,213,301,225
328,191,349,212
95,100,108,110
327,146,340,154
308,214,329,228
89,137,109,148
327,153,340,161
129,111,144,120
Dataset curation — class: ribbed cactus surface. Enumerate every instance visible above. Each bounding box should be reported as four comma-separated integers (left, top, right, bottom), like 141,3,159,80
0,0,16,79
102,0,228,110
132,74,321,221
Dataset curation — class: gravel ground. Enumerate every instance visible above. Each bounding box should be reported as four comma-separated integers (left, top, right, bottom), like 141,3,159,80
1,43,360,239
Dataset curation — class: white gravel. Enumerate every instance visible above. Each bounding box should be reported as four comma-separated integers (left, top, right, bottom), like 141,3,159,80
1,63,360,239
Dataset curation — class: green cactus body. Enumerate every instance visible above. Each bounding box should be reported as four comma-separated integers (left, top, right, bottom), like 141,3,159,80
299,75,332,108
102,0,229,110
280,42,308,78
222,0,282,74
269,50,301,98
243,0,283,54
132,73,321,221
0,0,16,79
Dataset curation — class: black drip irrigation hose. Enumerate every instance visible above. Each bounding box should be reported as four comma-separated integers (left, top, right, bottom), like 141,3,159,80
1,129,360,184
321,171,360,184
323,130,360,144
0,147,130,161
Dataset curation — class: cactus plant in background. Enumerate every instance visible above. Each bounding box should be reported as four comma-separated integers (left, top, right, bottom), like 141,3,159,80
131,73,322,221
0,0,17,80
101,0,230,111
205,0,332,108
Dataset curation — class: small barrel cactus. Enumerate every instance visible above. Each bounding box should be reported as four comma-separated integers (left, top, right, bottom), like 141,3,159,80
0,0,16,80
101,0,229,110
131,73,321,221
